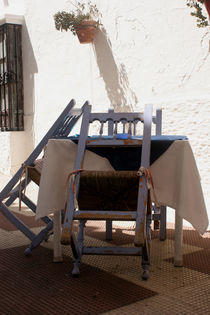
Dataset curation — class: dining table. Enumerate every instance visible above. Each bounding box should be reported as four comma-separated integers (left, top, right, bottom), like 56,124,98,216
35,135,208,266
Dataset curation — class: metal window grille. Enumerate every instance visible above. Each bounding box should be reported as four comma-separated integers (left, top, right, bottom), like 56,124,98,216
0,23,24,131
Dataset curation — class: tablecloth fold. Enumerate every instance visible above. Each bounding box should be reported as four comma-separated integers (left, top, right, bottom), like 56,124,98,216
36,139,114,219
149,140,208,234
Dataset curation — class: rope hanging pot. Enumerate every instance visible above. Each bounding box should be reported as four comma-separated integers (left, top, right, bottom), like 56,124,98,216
75,20,97,44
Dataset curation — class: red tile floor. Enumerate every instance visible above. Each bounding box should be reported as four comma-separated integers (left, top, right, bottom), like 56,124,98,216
0,206,209,315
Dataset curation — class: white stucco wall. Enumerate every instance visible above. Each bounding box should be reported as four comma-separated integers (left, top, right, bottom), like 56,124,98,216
0,0,34,174
0,0,209,228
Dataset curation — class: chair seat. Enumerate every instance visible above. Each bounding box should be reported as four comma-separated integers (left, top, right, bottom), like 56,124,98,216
27,166,41,186
78,170,139,211
61,103,153,279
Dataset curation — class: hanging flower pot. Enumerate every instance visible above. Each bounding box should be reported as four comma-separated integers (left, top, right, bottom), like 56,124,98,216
75,20,97,44
187,0,210,27
54,2,102,44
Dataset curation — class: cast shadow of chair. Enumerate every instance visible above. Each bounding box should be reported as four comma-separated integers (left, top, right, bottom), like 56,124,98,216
93,27,138,111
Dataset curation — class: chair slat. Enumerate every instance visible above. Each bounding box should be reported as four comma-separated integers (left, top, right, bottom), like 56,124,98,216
74,211,137,220
83,247,143,256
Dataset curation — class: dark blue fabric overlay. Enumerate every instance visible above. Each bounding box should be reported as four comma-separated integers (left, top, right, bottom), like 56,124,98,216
70,135,187,170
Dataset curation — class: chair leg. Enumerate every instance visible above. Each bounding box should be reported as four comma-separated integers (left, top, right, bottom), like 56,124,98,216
141,245,150,280
141,213,151,280
24,221,53,256
159,206,167,241
53,211,63,262
72,220,86,277
106,220,112,240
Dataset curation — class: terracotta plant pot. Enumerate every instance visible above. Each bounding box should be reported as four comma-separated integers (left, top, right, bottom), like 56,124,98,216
75,20,97,44
204,0,210,17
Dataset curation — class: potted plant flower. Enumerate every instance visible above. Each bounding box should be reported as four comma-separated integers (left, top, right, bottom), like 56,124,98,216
187,0,210,27
54,1,102,44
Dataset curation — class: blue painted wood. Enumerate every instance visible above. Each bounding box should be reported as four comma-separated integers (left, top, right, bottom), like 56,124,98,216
70,233,80,260
4,179,32,219
0,99,76,202
22,195,51,225
105,107,164,242
160,205,167,241
53,108,84,138
89,112,144,123
20,195,37,213
72,220,86,277
155,108,162,136
108,108,114,135
24,221,53,256
62,102,91,260
3,178,32,208
140,104,152,168
8,177,31,196
152,107,166,241
63,104,153,279
5,190,21,207
106,111,113,241
6,188,52,225
61,100,91,242
105,220,112,241
0,99,84,255
63,102,91,231
83,247,143,255
0,202,35,240
134,104,152,248
106,108,115,241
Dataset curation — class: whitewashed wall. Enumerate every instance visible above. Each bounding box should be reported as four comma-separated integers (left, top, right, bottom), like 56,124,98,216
0,0,209,227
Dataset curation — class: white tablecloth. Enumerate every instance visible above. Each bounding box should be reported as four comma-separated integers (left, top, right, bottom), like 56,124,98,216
36,139,208,235
149,140,208,234
36,139,114,219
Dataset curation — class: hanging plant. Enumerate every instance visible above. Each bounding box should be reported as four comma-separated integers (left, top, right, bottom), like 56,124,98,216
54,1,102,43
187,0,210,27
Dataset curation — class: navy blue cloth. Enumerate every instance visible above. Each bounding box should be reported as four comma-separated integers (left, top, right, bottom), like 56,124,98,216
68,135,187,170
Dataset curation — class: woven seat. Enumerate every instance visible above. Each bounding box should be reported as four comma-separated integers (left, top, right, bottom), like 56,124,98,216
78,170,139,211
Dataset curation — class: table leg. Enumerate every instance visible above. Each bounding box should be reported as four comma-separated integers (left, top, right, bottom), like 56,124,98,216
53,211,63,262
174,211,183,267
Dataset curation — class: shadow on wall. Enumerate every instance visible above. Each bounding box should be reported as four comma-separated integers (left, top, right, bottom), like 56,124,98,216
10,18,38,174
21,18,38,119
93,27,138,112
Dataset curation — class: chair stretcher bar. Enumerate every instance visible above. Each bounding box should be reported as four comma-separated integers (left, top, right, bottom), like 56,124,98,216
83,247,143,255
73,210,137,220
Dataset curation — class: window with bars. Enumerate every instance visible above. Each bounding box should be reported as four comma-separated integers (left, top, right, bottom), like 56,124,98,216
0,23,24,131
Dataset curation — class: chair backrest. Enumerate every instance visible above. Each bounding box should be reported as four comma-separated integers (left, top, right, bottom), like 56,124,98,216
74,102,153,173
152,108,162,136
91,110,144,138
63,103,153,253
52,107,84,139
0,99,83,202
91,107,162,138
